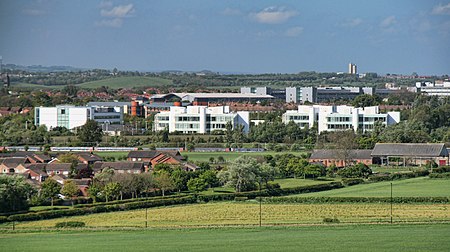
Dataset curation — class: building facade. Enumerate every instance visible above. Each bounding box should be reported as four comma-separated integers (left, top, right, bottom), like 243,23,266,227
35,105,123,130
282,105,400,133
286,86,375,103
154,106,250,134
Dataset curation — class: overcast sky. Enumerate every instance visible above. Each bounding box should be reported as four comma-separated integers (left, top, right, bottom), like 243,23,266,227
1,0,449,75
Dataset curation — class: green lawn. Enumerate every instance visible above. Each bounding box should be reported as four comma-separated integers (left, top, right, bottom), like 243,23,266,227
292,177,450,197
274,178,337,188
1,224,450,251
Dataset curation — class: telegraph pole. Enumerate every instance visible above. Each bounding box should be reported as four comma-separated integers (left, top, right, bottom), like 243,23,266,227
390,182,393,224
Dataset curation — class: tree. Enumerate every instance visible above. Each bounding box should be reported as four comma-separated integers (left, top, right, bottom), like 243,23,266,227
103,182,122,202
60,180,80,206
154,171,175,196
187,178,208,192
329,130,358,167
171,168,189,192
303,164,326,179
218,156,259,192
351,94,381,107
337,163,372,178
40,178,62,206
0,175,35,213
77,119,103,146
199,170,220,188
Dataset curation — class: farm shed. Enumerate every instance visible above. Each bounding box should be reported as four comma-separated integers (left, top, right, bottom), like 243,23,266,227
371,143,449,166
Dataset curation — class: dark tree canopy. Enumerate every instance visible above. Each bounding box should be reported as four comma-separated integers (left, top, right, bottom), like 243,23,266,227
77,119,103,146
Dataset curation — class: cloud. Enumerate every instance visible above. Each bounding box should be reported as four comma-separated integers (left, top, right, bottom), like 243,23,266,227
222,7,241,16
101,4,135,18
380,16,396,28
380,16,397,32
250,6,298,24
22,9,46,16
432,3,450,15
95,18,123,28
284,26,303,37
96,3,135,28
341,18,363,28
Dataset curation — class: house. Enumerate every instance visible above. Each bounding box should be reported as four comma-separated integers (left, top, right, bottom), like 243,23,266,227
92,162,145,174
45,163,89,177
0,157,29,174
72,179,91,197
127,150,198,171
309,149,373,167
24,165,49,182
76,152,103,164
371,143,449,166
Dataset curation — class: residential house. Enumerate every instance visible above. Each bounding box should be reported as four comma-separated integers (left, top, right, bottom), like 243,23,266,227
0,157,29,174
76,152,103,164
92,162,145,174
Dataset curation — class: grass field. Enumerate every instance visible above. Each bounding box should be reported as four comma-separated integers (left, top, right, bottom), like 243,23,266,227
1,224,450,252
274,178,337,188
13,76,173,90
8,201,450,229
292,177,450,197
77,76,173,89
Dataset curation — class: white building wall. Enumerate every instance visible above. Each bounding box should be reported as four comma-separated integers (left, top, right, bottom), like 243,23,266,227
154,106,250,134
68,107,90,129
283,105,401,134
36,107,58,129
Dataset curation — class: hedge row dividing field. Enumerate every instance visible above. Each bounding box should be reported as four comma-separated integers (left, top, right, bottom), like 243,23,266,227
6,201,450,229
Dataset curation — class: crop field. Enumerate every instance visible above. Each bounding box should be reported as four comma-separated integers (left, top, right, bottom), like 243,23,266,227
291,177,450,197
1,224,450,252
8,201,450,229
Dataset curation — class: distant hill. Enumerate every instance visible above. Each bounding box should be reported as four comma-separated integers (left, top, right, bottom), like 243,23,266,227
3,64,86,72
12,76,173,89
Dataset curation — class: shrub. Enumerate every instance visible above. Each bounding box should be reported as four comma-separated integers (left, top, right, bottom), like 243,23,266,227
341,178,364,186
0,216,7,223
429,172,450,179
234,197,248,201
323,217,340,223
337,163,372,178
432,166,450,174
55,221,86,228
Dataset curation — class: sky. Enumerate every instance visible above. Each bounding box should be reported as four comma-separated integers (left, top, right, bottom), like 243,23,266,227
0,0,449,75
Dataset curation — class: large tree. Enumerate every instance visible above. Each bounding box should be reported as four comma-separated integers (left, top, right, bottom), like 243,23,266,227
218,156,260,192
40,178,62,206
0,175,35,213
60,180,80,206
77,119,103,146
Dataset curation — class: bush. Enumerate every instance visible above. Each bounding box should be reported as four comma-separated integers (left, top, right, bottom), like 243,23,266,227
264,196,450,204
55,221,86,228
0,216,7,223
323,217,340,223
341,178,364,186
337,163,372,178
432,166,450,174
429,172,450,179
234,197,248,201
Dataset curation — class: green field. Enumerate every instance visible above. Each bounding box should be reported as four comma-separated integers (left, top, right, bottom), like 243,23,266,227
292,177,450,197
77,76,173,89
274,178,337,188
1,224,450,252
12,76,173,90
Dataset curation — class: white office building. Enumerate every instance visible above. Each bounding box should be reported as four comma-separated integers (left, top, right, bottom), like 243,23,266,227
35,105,123,130
282,105,400,134
154,106,250,134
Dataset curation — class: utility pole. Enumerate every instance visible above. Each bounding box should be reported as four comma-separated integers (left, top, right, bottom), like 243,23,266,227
145,208,148,228
390,182,393,224
259,178,262,227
